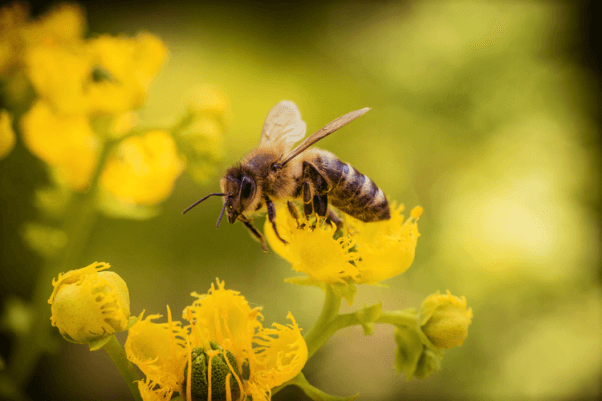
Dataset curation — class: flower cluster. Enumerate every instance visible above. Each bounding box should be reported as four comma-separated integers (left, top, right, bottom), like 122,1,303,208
265,202,423,304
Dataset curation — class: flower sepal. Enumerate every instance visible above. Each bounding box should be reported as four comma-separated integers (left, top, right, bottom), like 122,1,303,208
88,334,112,351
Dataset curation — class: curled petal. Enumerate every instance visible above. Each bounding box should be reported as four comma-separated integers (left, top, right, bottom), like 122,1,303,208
247,313,308,399
125,310,188,393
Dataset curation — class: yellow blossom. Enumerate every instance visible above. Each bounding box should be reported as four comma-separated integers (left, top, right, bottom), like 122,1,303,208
265,203,422,288
26,32,167,115
126,280,307,401
419,290,473,350
0,110,16,159
48,262,130,344
20,100,98,190
100,130,185,205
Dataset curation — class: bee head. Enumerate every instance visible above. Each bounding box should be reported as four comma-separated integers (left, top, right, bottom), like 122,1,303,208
220,168,257,225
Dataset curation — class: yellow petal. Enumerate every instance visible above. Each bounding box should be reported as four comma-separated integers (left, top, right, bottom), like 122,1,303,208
352,205,422,284
246,313,308,400
125,310,188,393
265,206,360,285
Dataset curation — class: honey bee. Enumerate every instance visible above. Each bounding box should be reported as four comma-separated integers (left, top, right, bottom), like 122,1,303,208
183,101,390,251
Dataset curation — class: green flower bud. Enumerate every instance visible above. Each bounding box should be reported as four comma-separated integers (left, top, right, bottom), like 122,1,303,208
183,341,240,401
419,290,473,350
48,262,130,344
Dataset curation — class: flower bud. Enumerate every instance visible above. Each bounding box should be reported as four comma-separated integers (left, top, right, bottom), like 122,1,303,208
183,341,240,401
48,262,130,344
419,290,473,350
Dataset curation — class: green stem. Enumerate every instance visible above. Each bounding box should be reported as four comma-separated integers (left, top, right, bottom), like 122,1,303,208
9,137,117,386
303,286,342,358
304,309,417,359
103,335,143,401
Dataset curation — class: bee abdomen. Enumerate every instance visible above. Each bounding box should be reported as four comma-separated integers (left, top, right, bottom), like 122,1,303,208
312,152,389,222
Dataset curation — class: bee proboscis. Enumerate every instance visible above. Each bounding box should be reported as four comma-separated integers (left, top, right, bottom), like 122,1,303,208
183,101,390,251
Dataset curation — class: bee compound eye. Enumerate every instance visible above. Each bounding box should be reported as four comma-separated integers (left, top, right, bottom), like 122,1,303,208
240,176,254,200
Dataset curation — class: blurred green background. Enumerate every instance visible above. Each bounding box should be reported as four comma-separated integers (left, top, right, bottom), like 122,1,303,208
1,1,601,400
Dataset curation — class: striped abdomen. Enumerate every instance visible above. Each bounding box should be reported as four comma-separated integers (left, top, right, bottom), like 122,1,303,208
310,150,390,222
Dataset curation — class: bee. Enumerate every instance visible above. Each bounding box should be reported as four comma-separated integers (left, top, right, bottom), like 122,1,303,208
183,101,390,251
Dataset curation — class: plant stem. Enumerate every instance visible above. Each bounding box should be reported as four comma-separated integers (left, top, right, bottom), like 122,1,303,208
103,335,143,401
303,286,342,358
304,309,418,359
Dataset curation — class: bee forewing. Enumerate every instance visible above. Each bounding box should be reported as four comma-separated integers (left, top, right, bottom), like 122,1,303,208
259,100,307,151
279,107,370,167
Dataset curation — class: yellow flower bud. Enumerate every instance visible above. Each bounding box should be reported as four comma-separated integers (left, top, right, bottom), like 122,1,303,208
48,262,130,344
419,291,473,350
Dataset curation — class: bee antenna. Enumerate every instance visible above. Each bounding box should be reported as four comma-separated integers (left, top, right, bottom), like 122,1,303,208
182,193,225,215
216,198,229,228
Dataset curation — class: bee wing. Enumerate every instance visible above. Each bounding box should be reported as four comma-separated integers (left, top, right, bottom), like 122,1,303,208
278,107,370,167
259,100,307,152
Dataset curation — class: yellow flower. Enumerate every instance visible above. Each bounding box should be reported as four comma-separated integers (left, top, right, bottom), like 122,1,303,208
48,262,130,344
0,110,16,159
126,280,307,401
26,32,167,115
419,290,473,350
20,100,98,191
100,130,185,205
265,203,422,298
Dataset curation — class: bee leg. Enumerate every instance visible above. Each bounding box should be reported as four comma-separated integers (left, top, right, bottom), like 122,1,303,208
265,196,288,245
287,201,305,229
313,193,328,217
302,180,313,218
239,217,267,252
326,208,343,230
